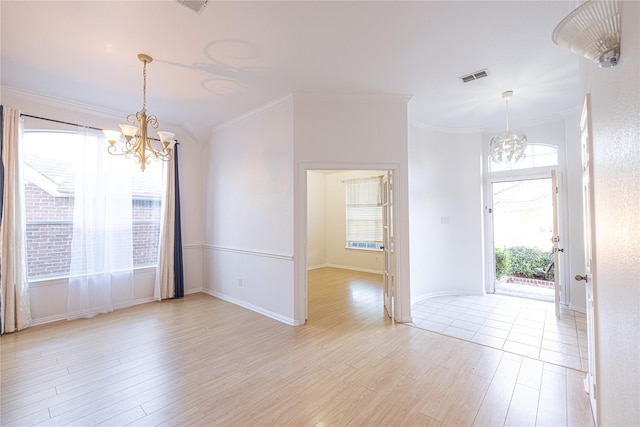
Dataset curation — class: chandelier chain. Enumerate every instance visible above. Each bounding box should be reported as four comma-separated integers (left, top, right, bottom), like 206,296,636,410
142,60,147,111
505,99,510,131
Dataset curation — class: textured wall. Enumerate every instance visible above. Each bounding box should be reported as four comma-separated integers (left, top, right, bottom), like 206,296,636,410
584,1,640,424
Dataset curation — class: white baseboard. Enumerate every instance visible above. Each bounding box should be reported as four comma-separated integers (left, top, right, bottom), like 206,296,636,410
30,296,156,326
201,289,300,326
305,264,382,275
325,264,383,275
410,290,484,306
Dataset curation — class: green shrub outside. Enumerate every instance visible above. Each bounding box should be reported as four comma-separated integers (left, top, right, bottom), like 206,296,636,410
495,246,554,281
495,246,510,279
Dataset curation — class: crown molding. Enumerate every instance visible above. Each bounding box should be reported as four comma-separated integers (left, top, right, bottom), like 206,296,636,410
408,117,485,134
408,111,574,134
212,93,294,134
1,85,208,146
2,85,125,121
482,114,567,135
293,91,413,105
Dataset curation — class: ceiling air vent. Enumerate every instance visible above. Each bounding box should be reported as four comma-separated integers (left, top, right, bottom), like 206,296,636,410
460,69,490,83
176,0,208,14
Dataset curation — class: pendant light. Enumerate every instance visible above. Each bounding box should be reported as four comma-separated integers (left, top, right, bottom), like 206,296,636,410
490,91,528,167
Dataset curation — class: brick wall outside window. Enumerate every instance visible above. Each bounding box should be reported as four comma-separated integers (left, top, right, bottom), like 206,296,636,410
25,180,162,279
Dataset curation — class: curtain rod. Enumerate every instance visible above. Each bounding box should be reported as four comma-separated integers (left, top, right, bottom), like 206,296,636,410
21,113,104,132
20,113,179,144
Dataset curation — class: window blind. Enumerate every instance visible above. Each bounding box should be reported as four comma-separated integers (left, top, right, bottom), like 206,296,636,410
345,177,383,245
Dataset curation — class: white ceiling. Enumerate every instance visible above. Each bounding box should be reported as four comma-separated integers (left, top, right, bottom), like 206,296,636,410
1,1,583,141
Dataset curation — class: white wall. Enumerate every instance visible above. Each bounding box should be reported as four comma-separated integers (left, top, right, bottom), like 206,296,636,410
408,124,484,301
1,87,206,324
204,93,410,324
408,114,586,312
293,93,412,322
581,1,640,424
203,96,296,324
306,170,326,269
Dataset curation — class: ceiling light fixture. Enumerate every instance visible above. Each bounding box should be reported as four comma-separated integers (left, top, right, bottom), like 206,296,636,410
176,0,208,14
552,0,621,68
103,54,175,172
490,91,528,167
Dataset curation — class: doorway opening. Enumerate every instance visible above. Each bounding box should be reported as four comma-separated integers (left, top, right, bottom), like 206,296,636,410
304,169,394,324
490,177,555,302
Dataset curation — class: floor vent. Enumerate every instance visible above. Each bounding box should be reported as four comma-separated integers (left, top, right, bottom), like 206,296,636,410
460,69,490,83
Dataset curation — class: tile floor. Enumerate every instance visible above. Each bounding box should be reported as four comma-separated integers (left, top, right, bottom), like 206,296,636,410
411,294,588,371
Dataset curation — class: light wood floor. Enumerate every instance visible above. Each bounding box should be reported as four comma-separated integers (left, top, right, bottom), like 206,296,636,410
1,267,594,426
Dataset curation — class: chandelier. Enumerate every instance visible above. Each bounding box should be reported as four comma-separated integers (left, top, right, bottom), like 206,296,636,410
103,53,175,172
489,91,527,167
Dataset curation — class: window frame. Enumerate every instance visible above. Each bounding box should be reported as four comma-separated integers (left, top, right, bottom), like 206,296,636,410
22,128,165,281
489,143,559,173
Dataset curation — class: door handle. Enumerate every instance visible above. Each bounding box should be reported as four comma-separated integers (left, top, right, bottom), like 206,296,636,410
575,274,588,282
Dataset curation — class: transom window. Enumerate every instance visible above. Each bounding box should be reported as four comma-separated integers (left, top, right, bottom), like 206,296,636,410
490,143,558,172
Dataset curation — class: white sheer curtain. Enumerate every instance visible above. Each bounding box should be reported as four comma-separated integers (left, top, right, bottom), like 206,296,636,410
1,107,31,333
154,157,174,300
67,128,133,319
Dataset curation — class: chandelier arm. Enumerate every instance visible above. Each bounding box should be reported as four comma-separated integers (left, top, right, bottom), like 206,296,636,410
126,113,137,126
107,145,129,156
146,115,159,129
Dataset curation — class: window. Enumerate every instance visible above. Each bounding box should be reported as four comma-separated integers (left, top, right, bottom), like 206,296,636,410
23,130,163,280
345,177,383,250
489,143,558,172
